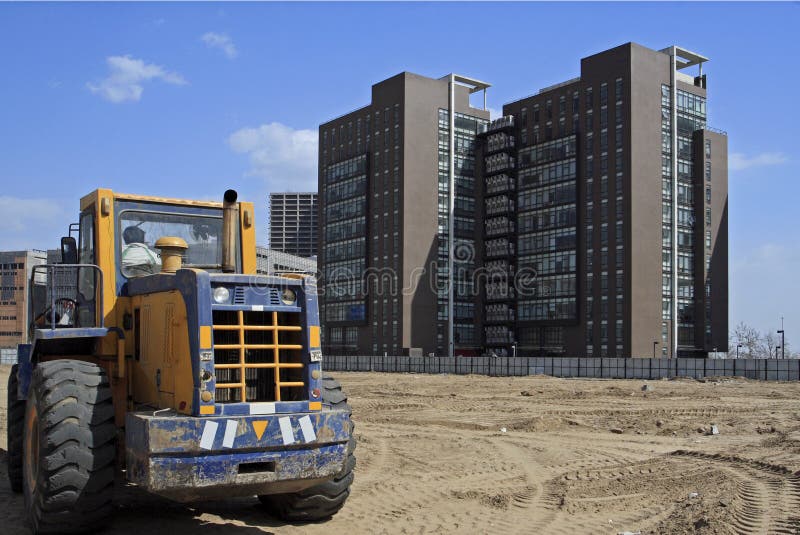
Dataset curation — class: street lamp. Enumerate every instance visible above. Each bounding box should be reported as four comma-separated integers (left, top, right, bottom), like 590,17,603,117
736,344,742,359
778,329,785,359
653,341,658,359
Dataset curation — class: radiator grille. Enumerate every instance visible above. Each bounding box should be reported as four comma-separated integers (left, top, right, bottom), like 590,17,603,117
212,310,305,403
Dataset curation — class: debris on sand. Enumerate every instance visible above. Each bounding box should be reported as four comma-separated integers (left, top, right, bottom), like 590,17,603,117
656,419,664,428
520,390,533,397
610,427,624,434
709,425,719,436
694,516,710,529
641,384,654,392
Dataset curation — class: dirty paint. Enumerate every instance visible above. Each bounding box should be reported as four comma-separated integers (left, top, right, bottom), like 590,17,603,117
125,409,349,502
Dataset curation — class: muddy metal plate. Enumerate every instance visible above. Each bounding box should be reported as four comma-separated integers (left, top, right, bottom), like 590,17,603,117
126,409,351,455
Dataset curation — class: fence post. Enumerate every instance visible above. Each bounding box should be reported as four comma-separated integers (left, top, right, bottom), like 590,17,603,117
703,359,707,378
649,358,653,380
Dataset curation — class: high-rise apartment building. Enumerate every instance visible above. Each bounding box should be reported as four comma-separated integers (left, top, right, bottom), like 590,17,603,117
0,250,47,348
268,192,318,258
318,42,728,358
484,42,727,358
318,73,490,355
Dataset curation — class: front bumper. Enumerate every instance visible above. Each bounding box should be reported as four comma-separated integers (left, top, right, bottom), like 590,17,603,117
125,409,351,502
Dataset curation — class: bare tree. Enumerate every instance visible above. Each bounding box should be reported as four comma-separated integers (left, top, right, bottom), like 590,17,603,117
759,331,778,359
732,322,760,358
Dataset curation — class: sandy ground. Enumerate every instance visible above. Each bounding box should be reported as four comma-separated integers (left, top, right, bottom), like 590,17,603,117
2,364,800,534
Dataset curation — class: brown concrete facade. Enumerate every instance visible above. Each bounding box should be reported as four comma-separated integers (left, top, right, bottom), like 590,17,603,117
0,250,46,348
318,42,728,358
318,73,489,356
493,42,727,358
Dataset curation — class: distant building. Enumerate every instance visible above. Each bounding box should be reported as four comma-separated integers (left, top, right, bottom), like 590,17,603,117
256,246,317,276
0,250,47,348
268,193,318,258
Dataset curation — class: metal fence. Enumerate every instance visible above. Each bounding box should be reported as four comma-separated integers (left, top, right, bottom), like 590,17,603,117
324,355,800,381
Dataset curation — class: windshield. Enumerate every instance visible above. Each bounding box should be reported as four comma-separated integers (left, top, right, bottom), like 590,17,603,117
119,209,225,277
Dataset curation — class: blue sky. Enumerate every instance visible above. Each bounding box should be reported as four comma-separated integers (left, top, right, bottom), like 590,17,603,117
0,2,797,339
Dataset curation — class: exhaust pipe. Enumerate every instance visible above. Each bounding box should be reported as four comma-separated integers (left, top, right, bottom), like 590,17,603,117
222,189,238,273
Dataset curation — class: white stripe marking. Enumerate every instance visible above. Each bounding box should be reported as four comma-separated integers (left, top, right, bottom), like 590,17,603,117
278,417,294,445
249,402,276,415
200,421,218,450
222,420,237,448
252,305,264,311
299,415,316,443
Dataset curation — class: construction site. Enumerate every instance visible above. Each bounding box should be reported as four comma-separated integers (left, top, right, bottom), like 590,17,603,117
2,366,799,534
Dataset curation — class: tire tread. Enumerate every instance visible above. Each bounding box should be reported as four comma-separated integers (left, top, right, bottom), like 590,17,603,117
24,360,116,534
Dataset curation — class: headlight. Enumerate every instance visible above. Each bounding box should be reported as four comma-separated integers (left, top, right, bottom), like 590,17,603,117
213,286,230,304
280,288,296,305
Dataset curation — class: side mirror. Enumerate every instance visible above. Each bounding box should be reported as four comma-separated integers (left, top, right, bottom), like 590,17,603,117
61,237,78,264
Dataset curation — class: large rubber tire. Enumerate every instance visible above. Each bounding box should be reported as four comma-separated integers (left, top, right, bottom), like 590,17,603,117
23,360,117,534
7,364,24,492
259,374,356,521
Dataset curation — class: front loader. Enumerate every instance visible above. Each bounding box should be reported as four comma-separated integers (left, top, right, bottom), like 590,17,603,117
6,188,355,533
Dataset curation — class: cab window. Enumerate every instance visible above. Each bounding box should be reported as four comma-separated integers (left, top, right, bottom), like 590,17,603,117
119,210,226,278
78,211,94,264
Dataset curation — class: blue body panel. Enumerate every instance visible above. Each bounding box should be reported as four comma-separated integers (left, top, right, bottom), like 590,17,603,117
16,344,32,399
125,408,350,501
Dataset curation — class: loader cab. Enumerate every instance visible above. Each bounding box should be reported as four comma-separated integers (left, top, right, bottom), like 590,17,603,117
74,188,257,356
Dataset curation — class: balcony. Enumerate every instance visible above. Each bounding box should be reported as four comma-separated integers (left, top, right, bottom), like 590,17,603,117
485,195,514,216
479,115,515,135
485,173,515,197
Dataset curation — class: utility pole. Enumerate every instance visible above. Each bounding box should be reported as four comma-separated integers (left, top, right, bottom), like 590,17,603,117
778,316,785,359
736,344,742,359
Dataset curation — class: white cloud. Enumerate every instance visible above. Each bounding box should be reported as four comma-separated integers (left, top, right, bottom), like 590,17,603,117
228,122,318,191
729,151,788,171
87,55,187,103
0,196,71,250
202,32,238,59
228,123,318,191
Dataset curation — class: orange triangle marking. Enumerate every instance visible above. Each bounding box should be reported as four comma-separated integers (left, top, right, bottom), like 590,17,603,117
252,421,268,441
